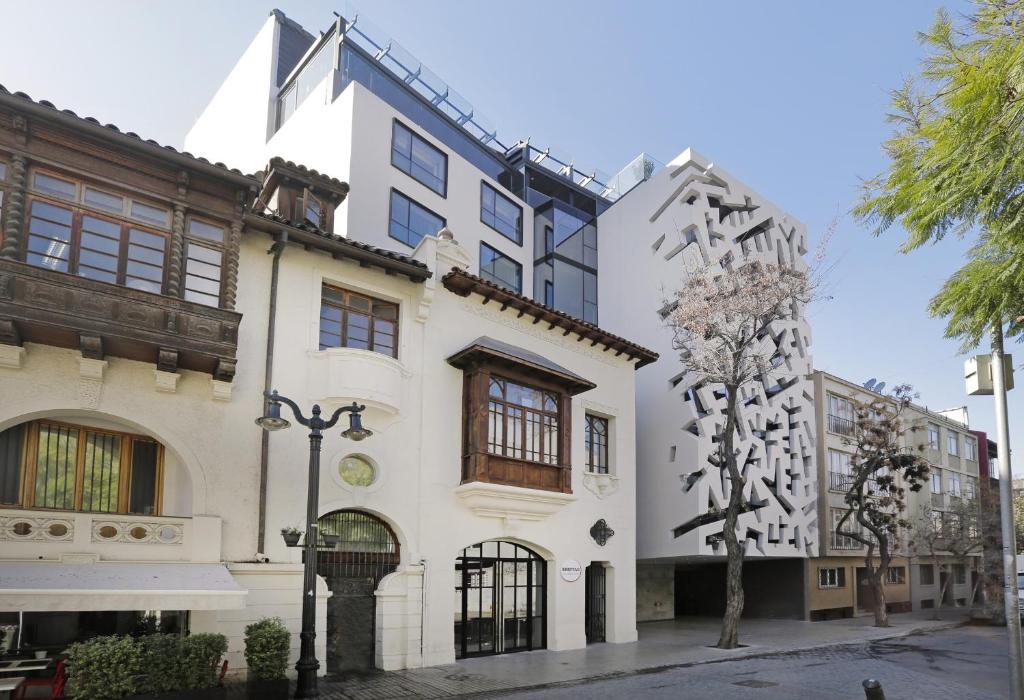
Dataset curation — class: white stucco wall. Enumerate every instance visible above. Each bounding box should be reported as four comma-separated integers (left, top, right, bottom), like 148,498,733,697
245,231,639,669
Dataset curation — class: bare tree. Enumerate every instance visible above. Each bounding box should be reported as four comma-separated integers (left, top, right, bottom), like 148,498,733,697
835,386,929,627
668,261,812,649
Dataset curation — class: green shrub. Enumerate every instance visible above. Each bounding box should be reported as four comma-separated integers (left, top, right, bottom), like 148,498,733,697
135,634,183,694
244,618,291,681
179,633,228,689
66,636,141,700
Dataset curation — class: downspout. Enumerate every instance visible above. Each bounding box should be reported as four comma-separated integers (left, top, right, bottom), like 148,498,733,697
258,230,287,554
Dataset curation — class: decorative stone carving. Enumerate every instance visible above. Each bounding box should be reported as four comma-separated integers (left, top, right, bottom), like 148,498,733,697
156,348,178,373
154,369,179,393
0,155,27,260
454,482,576,522
0,344,24,369
582,471,620,499
0,319,21,346
91,519,184,544
79,333,104,360
590,519,615,546
223,196,244,310
211,379,232,402
0,514,74,541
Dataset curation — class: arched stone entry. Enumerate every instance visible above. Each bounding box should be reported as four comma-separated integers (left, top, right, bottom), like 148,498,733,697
316,510,399,673
454,541,546,659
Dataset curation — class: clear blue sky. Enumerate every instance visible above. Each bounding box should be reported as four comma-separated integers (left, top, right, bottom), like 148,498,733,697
5,1,1017,472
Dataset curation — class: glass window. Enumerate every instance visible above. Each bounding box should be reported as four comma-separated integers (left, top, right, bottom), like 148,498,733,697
487,377,559,465
885,567,906,585
0,161,7,181
183,219,225,307
948,432,959,456
818,567,845,588
920,564,935,585
32,172,77,200
928,423,940,450
931,469,943,493
481,182,523,244
129,201,170,228
304,190,323,228
964,437,977,461
827,394,855,435
480,243,522,293
391,121,447,196
949,471,962,497
585,415,609,474
83,187,125,214
319,285,399,358
26,200,73,272
0,420,162,515
388,190,445,248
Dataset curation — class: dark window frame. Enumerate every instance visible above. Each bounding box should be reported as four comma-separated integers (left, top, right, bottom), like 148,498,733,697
391,119,448,197
487,376,560,465
182,215,228,308
584,414,609,475
479,242,522,294
388,188,446,249
25,195,171,294
480,181,523,245
318,283,400,358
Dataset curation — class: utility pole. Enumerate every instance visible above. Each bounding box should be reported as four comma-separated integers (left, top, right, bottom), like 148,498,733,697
991,323,1023,700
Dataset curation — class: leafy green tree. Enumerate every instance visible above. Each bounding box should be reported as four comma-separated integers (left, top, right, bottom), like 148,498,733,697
855,1,1024,344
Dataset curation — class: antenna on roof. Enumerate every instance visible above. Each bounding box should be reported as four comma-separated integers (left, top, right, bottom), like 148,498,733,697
863,378,877,390
874,381,886,394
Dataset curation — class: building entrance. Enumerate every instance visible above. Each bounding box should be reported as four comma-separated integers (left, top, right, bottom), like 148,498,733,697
315,510,399,673
585,563,606,644
454,541,546,659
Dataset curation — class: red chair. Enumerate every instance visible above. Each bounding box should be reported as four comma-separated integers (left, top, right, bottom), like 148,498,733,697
13,660,66,700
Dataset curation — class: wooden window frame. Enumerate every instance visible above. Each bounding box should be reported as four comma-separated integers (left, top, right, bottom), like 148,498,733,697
318,284,399,358
24,194,171,292
584,414,609,475
6,419,164,515
183,215,228,307
486,376,560,465
461,362,572,494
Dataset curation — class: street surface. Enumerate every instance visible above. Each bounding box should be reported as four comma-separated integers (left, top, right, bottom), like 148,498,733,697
490,626,1010,699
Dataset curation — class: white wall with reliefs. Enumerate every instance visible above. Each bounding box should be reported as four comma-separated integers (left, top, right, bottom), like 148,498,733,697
599,148,817,562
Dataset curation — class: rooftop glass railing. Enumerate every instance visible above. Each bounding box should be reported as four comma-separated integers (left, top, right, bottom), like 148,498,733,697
272,4,657,204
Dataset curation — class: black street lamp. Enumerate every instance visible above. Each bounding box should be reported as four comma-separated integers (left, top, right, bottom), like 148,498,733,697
256,389,372,699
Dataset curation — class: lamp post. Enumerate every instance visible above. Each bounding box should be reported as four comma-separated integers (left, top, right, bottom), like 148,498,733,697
256,390,372,699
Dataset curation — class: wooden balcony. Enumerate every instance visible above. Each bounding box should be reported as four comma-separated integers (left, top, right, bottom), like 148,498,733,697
0,258,239,380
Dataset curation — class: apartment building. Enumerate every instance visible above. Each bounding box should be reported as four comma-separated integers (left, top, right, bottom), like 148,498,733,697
807,371,982,620
185,8,818,631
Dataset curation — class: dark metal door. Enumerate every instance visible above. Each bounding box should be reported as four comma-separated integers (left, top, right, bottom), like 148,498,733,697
316,510,399,674
585,563,606,644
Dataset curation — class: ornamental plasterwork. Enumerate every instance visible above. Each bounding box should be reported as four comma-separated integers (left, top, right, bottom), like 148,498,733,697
0,515,74,541
582,472,620,499
91,519,184,545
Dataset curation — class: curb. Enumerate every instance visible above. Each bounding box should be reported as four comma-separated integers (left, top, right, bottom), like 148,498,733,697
460,619,970,698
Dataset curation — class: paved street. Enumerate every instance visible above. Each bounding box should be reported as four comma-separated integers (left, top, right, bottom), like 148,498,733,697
494,626,1011,700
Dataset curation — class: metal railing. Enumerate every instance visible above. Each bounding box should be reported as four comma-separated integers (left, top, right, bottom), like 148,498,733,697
831,531,863,550
828,414,855,436
829,472,854,492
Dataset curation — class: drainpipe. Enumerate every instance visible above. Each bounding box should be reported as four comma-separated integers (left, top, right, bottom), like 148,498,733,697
257,231,288,554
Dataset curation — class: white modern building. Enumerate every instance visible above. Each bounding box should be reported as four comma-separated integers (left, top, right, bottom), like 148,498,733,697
185,7,818,642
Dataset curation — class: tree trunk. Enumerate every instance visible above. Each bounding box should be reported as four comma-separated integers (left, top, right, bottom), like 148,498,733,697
717,385,745,649
932,556,943,620
867,543,890,627
937,563,952,616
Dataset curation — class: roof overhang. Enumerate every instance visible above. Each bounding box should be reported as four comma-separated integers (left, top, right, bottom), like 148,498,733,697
244,212,432,283
442,268,658,369
0,562,247,612
447,336,596,395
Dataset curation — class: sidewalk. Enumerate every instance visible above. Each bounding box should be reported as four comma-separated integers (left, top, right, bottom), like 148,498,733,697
304,611,968,699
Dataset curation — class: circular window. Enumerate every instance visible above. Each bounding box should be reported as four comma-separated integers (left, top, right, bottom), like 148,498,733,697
47,523,69,538
338,455,375,487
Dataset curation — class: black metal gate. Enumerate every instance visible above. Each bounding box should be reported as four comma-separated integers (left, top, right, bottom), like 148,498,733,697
585,563,606,644
455,541,546,659
315,510,399,673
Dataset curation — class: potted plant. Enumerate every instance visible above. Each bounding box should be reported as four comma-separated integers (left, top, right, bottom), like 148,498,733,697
321,532,340,548
280,527,302,547
244,618,291,700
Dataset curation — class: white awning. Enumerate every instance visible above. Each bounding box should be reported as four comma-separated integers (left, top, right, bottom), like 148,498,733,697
0,562,247,611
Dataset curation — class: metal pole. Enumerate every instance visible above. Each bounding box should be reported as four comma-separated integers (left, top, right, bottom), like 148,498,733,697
992,323,1024,700
862,678,886,700
294,407,323,699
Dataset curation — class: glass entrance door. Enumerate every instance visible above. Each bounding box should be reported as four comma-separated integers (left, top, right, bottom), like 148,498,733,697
455,541,546,658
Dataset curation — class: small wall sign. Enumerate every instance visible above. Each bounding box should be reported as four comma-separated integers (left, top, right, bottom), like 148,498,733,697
559,559,583,582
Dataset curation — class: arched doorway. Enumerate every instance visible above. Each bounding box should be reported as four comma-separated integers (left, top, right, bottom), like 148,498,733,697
316,510,399,673
454,541,546,659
